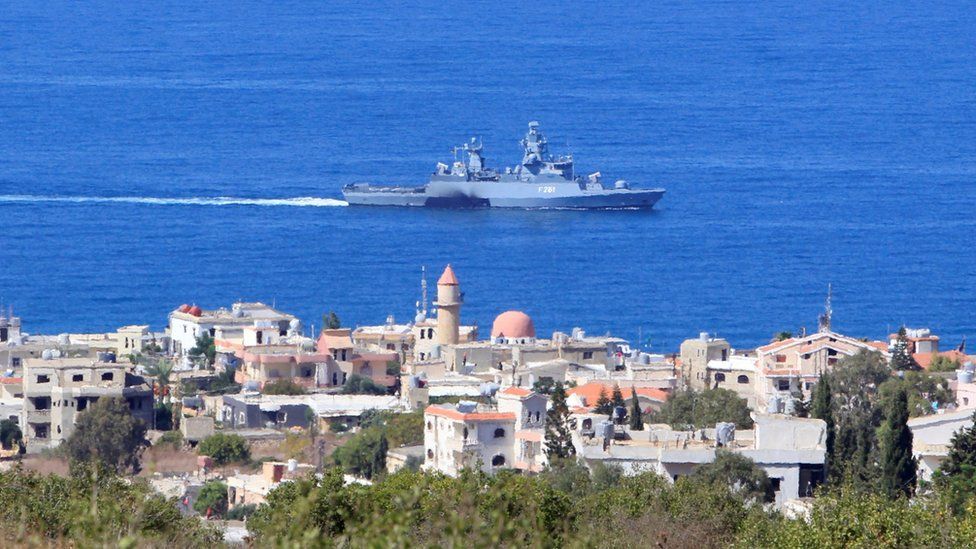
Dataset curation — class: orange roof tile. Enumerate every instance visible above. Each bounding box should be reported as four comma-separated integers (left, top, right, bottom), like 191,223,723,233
499,386,532,397
425,405,515,422
0,377,22,385
567,381,668,407
914,350,971,370
438,264,459,285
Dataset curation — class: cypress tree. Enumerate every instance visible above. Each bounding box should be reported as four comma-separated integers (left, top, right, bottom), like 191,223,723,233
939,411,976,476
594,387,612,414
629,387,644,430
890,326,919,371
810,373,835,479
610,383,626,422
879,385,917,498
545,383,576,460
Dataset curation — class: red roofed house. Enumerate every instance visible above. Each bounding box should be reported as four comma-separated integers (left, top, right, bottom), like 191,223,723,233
423,386,547,476
755,330,891,411
567,381,669,415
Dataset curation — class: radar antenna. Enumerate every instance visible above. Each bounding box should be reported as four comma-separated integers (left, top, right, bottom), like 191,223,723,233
818,283,832,333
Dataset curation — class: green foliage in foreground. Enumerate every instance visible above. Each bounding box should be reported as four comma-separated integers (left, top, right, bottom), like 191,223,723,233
262,378,308,395
193,480,228,516
332,411,423,479
245,463,976,548
0,465,220,546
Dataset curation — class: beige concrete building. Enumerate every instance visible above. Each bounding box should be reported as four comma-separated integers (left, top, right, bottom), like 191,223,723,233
22,356,153,453
680,333,731,390
754,330,890,411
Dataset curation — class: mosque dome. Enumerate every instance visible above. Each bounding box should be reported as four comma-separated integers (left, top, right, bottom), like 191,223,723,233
187,305,203,317
491,311,535,339
178,304,191,313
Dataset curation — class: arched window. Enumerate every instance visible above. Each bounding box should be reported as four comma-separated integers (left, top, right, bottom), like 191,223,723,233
428,328,434,339
534,411,541,422
427,449,433,459
737,375,749,384
494,428,505,438
463,427,469,440
714,373,726,383
582,418,593,430
426,421,432,430
491,454,505,466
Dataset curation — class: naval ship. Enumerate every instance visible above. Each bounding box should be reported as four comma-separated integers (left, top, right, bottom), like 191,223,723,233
342,122,665,209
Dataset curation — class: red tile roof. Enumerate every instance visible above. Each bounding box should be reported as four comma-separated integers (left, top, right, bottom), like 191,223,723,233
425,405,515,422
499,386,532,397
914,350,971,370
567,381,668,408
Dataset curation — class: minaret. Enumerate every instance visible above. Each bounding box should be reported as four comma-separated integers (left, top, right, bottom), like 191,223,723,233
435,264,461,345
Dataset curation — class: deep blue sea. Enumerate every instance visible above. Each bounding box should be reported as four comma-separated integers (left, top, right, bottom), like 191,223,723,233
1,2,975,352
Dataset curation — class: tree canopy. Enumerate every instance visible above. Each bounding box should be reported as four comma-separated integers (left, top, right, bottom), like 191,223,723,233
193,480,228,517
341,374,388,395
692,450,774,504
262,379,307,395
545,383,575,460
650,388,754,430
64,397,148,474
197,433,250,466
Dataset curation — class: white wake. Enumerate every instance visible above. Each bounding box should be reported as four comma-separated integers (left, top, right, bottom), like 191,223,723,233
0,194,348,207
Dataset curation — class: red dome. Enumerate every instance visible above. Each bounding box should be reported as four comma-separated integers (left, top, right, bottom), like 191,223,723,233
187,305,203,317
491,310,535,339
178,304,191,313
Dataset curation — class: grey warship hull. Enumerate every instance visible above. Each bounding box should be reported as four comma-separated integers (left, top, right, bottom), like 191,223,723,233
343,181,665,209
342,122,666,210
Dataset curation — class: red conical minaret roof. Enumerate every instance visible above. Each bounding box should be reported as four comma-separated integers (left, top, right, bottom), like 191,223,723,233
438,264,459,285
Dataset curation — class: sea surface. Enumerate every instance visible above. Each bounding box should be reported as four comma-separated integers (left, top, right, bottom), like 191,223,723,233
1,1,975,352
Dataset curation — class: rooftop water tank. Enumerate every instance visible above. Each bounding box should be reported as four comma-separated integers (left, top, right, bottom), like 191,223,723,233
766,395,781,414
958,369,974,384
639,353,652,365
699,332,709,342
41,349,53,360
457,401,478,414
715,422,736,446
287,459,298,473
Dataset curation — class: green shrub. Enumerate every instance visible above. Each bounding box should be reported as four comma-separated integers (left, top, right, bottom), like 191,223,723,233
197,433,250,466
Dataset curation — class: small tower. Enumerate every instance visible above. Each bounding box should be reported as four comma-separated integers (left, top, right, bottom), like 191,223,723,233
435,265,461,345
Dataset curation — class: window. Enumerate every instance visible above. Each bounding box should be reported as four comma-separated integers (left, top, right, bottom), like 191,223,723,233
11,357,20,368
279,329,287,337
386,344,395,350
419,330,425,340
332,372,338,386
534,411,541,422
426,421,432,430
72,374,83,382
77,398,87,411
771,478,782,492
463,427,469,440
101,372,114,381
583,351,593,360
256,331,263,344
210,328,216,337
582,418,593,430
276,412,287,423
494,428,505,438
827,348,838,357
428,328,434,339
721,349,728,361
714,373,726,383
491,455,505,467
31,397,51,410
737,375,749,384
427,449,433,459
36,375,50,384
300,367,313,377
775,354,786,363
33,424,49,439
777,379,790,391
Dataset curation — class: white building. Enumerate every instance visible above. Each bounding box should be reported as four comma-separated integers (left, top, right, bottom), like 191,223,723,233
908,409,974,481
423,386,547,476
168,301,296,357
574,413,827,509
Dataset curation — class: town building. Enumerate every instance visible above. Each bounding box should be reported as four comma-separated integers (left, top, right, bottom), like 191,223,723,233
220,393,403,430
227,460,316,510
754,330,889,411
908,409,974,481
423,386,547,476
679,333,731,390
168,301,296,357
21,355,153,453
891,327,971,369
574,413,827,509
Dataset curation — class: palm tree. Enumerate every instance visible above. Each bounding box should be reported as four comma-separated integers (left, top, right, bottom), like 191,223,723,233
145,359,174,402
